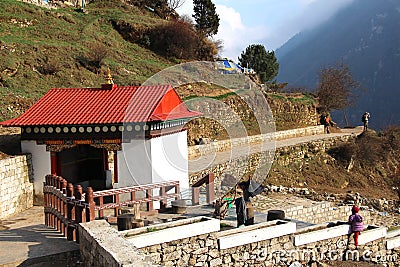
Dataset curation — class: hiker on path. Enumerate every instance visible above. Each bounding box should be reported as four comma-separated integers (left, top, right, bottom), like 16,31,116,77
235,181,255,227
348,205,364,249
362,112,370,132
320,114,331,134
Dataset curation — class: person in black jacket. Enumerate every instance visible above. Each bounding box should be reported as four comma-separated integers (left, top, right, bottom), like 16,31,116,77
362,112,370,132
235,181,255,227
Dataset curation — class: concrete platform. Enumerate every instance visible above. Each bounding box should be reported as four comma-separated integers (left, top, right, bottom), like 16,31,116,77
0,206,80,267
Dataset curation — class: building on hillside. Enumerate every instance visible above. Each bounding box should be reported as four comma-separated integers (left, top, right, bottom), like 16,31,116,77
215,59,255,75
0,73,200,202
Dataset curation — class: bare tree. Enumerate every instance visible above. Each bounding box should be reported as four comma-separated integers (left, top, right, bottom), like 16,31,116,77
167,0,186,10
316,62,361,112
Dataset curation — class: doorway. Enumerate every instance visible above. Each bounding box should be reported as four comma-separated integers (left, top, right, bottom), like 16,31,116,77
58,145,107,191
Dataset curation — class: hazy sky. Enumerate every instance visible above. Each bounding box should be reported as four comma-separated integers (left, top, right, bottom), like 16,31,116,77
177,0,354,60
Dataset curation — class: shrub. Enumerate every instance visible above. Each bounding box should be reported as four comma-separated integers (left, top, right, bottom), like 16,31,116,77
37,58,59,75
328,143,356,165
149,21,199,59
355,132,388,165
77,42,108,72
147,21,219,60
382,125,400,151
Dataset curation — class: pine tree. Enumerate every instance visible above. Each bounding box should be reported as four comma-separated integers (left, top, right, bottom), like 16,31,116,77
193,0,220,37
238,44,279,83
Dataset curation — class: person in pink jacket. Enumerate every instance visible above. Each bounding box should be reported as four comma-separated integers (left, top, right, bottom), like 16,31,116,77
348,205,364,248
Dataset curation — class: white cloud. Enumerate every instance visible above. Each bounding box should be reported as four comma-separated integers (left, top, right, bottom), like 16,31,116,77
177,0,354,60
176,0,193,16
215,5,269,60
300,0,318,5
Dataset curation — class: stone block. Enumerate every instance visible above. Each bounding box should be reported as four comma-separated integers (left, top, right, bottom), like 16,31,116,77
162,250,181,261
223,255,232,264
358,226,387,245
295,224,350,246
126,217,220,248
205,239,214,247
197,254,208,262
209,258,223,266
218,221,296,250
209,249,220,258
193,247,208,255
387,235,400,250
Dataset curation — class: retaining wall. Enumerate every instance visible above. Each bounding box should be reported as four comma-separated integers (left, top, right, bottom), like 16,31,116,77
79,220,156,267
188,125,325,159
282,201,371,225
189,130,354,190
79,216,400,267
0,154,34,219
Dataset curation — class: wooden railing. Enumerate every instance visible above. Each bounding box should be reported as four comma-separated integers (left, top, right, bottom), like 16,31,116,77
43,174,180,242
191,173,215,205
89,181,180,219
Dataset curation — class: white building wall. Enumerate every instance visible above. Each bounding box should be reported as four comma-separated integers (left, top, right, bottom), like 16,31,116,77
117,139,152,188
150,131,189,192
114,131,190,207
21,140,50,197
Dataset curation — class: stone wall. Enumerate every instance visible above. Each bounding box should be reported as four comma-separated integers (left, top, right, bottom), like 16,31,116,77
0,155,34,219
267,94,319,131
283,201,371,225
80,217,400,267
186,93,319,146
189,133,355,190
139,224,393,267
273,135,354,166
188,125,324,159
79,220,155,267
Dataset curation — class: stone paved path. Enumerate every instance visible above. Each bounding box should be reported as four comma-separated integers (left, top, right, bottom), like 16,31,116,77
0,206,80,267
189,127,363,173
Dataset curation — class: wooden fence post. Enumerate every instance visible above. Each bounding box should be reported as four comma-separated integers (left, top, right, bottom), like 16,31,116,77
50,175,56,228
85,187,95,221
160,186,167,210
74,185,83,243
206,173,215,204
146,189,153,211
61,179,68,236
44,175,49,227
56,176,62,232
66,183,75,241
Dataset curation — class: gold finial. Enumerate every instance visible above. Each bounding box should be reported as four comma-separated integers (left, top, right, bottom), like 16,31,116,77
105,68,114,84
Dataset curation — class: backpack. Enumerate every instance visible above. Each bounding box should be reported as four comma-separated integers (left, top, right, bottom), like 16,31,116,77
320,115,326,125
362,113,369,122
355,214,363,223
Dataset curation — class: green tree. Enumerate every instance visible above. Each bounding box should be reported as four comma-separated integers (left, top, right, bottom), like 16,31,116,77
193,0,220,37
316,63,361,112
238,44,279,83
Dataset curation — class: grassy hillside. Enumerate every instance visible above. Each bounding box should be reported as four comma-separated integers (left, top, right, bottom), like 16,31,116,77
0,0,174,121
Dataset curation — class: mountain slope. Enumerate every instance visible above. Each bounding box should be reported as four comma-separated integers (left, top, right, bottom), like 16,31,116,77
276,0,400,128
0,0,173,121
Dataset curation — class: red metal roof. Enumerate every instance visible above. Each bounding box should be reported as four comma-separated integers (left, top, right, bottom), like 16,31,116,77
1,84,200,127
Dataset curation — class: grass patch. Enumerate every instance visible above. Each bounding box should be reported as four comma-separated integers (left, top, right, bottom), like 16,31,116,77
220,222,235,231
388,225,400,232
0,0,174,120
146,227,159,233
268,93,286,101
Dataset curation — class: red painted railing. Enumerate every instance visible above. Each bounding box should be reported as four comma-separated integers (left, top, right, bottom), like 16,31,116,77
192,173,215,205
43,174,180,242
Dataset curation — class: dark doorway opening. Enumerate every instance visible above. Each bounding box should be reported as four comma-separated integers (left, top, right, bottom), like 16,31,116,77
59,145,107,191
